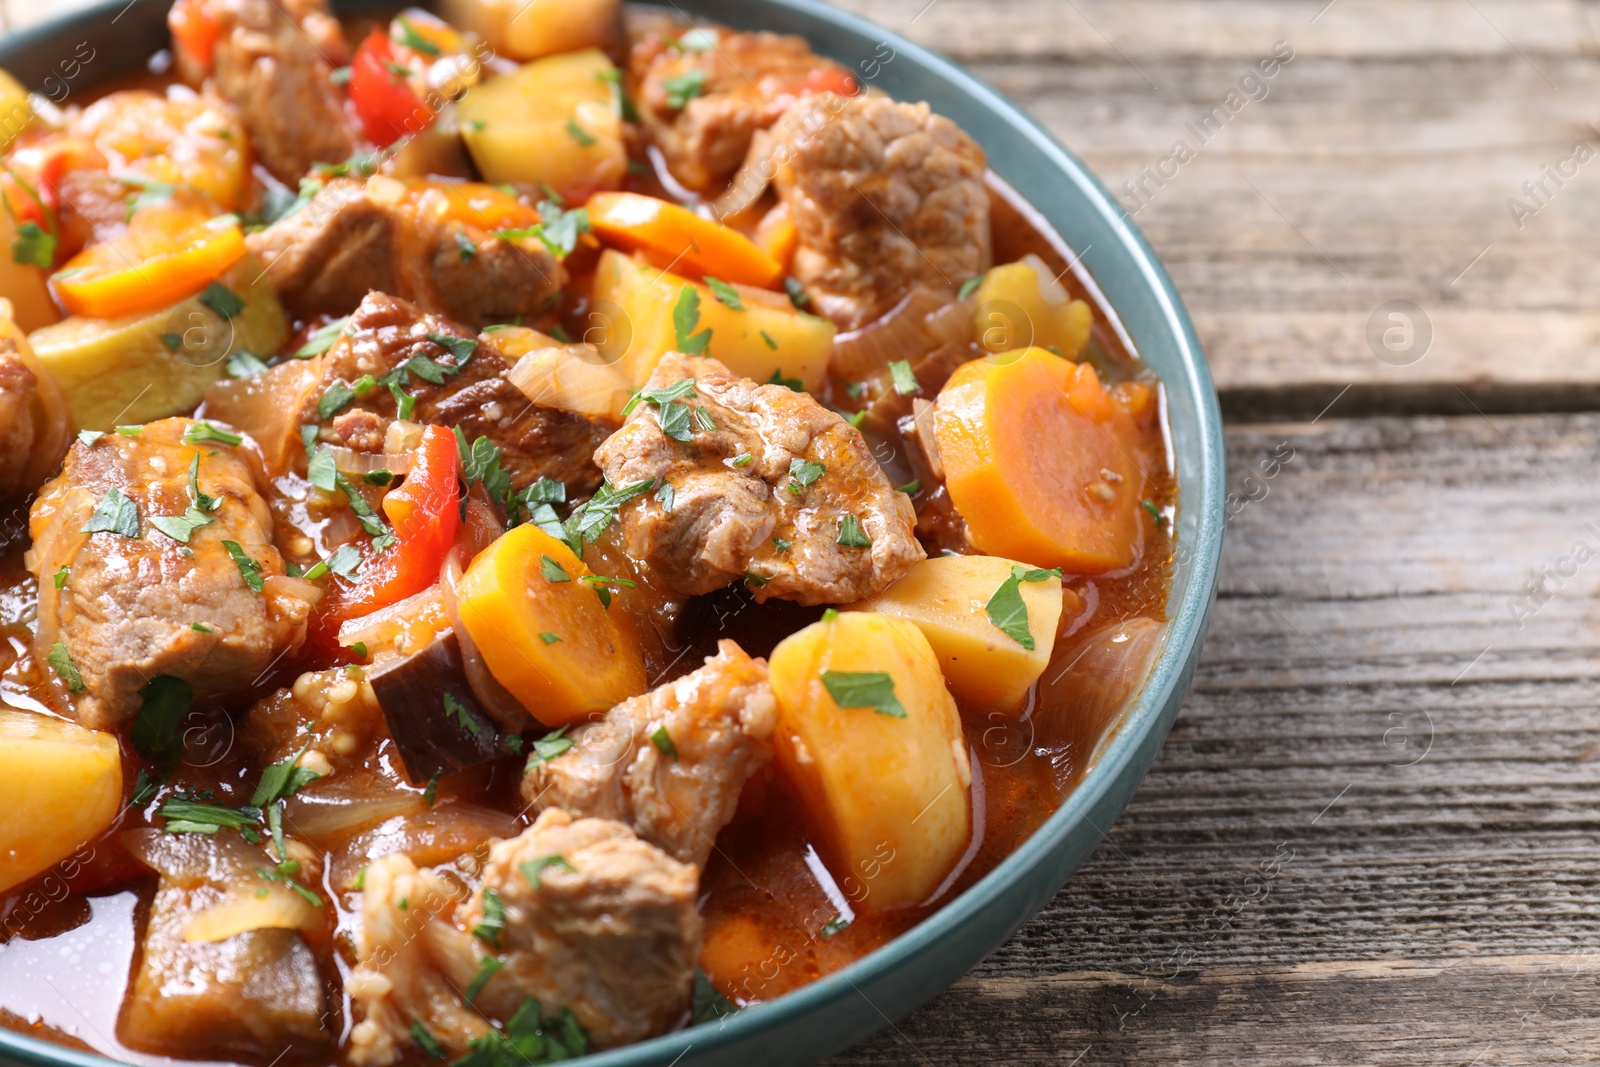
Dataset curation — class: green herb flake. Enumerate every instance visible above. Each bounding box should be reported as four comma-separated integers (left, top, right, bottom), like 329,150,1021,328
539,631,562,645
897,480,922,495
694,406,717,433
705,275,744,310
731,452,753,467
305,444,338,492
821,607,838,622
227,350,270,377
1142,499,1167,526
788,457,825,488
983,564,1064,651
821,670,905,718
958,274,986,299
131,675,191,772
820,914,851,938
422,772,440,808
252,746,320,807
520,853,575,889
454,231,477,261
426,332,478,367
47,642,84,692
11,220,55,268
393,16,441,55
463,955,505,1006
692,969,740,1024
564,116,597,147
443,692,482,736
83,488,140,538
658,400,693,441
295,316,350,358
888,359,921,395
411,1021,446,1061
77,429,105,446
541,554,571,583
783,276,810,307
662,68,707,109
775,538,792,551
198,281,245,320
836,514,872,548
52,565,69,589
673,285,712,355
527,725,573,768
183,421,243,446
364,468,393,486
656,481,674,513
159,331,182,351
649,724,679,759
471,888,506,947
149,506,215,544
222,540,265,592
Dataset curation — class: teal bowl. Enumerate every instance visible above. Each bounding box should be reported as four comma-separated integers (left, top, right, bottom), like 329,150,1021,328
0,2,1224,1065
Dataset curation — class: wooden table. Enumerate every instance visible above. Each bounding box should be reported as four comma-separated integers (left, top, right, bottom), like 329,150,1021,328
6,0,1598,1062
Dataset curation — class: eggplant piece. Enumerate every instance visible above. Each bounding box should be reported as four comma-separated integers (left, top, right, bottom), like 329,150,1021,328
369,630,503,784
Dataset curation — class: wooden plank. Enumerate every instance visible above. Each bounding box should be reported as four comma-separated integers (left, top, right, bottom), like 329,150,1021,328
826,411,1600,1064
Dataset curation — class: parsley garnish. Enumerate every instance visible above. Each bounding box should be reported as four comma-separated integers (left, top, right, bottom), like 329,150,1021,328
426,332,478,366
454,428,513,511
539,632,562,644
564,117,597,147
658,401,692,441
473,888,506,947
787,457,825,494
184,421,243,446
662,68,707,109
317,380,356,420
784,276,810,307
11,220,54,268
411,1022,445,1061
159,797,260,834
837,514,871,548
888,359,921,395
335,473,394,545
562,477,655,551
455,231,476,261
52,566,68,589
77,429,105,446
222,540,265,592
761,331,782,353
820,914,851,938
295,316,350,358
705,276,743,310
821,670,906,718
252,746,320,806
673,286,712,354
83,488,140,537
305,444,337,491
227,350,270,377
149,506,214,544
464,956,505,1006
131,675,191,773
393,16,441,55
958,274,985,299
656,481,674,512
444,692,482,736
540,555,570,582
649,725,679,759
526,725,573,768
693,969,740,1024
199,281,245,320
984,564,1063,651
897,480,921,495
47,642,83,692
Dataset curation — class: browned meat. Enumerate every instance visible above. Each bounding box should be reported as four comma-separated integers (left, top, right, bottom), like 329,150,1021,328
594,353,923,605
0,345,36,498
523,640,776,867
27,418,314,729
630,25,856,194
201,0,354,183
304,292,616,496
349,811,700,1063
770,93,991,329
245,178,566,328
121,830,329,1059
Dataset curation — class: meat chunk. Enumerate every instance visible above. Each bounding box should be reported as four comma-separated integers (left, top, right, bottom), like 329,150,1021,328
594,353,923,604
199,0,354,183
770,94,991,329
629,25,856,194
246,178,566,328
121,830,329,1059
27,418,313,728
0,345,36,498
524,640,776,867
348,811,699,1064
303,292,615,496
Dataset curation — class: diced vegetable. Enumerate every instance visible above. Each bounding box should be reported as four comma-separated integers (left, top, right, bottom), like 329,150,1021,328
592,250,834,389
767,611,970,911
383,102,472,180
0,208,61,332
30,255,289,431
51,207,247,320
75,90,250,211
499,335,635,421
369,632,503,783
971,254,1093,359
0,68,33,154
168,0,223,71
441,0,621,60
587,192,783,289
455,523,647,726
457,49,626,201
0,708,122,894
752,203,798,273
1035,617,1165,766
847,554,1064,713
349,31,434,148
932,347,1149,573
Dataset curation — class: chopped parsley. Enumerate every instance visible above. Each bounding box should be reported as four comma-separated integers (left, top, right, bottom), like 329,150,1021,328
305,444,338,491
184,420,243,446
820,914,852,938
580,573,636,608
160,332,183,351
422,772,440,807
526,725,573,768
775,538,793,551
692,969,740,1024
364,469,393,486
655,481,674,513
149,506,214,544
661,68,707,109
783,276,810,307
393,16,441,55
658,400,692,441
463,956,504,1006
821,670,906,718
222,540,265,592
520,854,575,888
897,480,921,495
52,566,68,589
83,488,140,537
958,273,985,299
77,429,105,446
454,428,513,511
411,1022,445,1061
620,377,696,417
596,67,639,121
694,406,717,433
731,452,753,467
227,350,270,377
562,477,655,552
47,642,84,692
159,797,261,835
539,632,562,644
888,359,921,395
705,276,743,310
443,692,482,736
836,514,872,548
564,117,597,147
252,746,320,807
131,676,191,773
472,888,506,947
335,473,394,546
1142,499,1167,526
540,555,570,582
11,220,54,268
761,331,782,352
294,316,350,358
198,281,245,320
191,621,212,632
673,286,712,355
649,725,679,759
821,607,839,622
984,564,1063,651
455,231,477,261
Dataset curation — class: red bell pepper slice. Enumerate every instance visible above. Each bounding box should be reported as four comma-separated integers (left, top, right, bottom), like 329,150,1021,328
348,32,434,148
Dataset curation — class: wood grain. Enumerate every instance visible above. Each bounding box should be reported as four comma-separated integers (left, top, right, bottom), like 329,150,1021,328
827,412,1600,1065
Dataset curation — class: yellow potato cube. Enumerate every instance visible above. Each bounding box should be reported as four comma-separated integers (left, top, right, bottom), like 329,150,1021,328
0,709,122,893
29,255,288,431
0,208,60,333
0,68,32,154
768,612,970,911
849,554,1064,714
457,49,626,200
972,253,1093,359
591,250,834,390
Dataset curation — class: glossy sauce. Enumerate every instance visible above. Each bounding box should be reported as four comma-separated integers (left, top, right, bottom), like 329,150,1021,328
0,37,1176,1067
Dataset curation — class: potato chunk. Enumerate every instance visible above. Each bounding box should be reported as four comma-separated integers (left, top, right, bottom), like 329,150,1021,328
441,0,620,60
768,612,969,911
28,255,287,430
849,554,1063,713
0,709,122,893
971,253,1092,359
592,250,834,390
457,49,625,201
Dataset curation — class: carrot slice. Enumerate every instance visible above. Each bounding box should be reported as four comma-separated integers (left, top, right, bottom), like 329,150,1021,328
932,347,1148,573
455,524,648,726
51,208,246,320
586,191,783,289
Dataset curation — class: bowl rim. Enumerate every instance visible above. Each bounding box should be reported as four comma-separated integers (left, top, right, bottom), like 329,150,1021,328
0,1,1225,1065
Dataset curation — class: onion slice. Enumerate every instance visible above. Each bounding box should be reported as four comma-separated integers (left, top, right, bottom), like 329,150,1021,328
505,344,633,421
321,444,413,479
439,547,532,733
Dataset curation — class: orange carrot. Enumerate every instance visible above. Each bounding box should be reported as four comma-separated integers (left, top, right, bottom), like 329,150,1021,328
753,202,798,272
51,207,245,320
455,524,648,726
932,347,1150,573
585,191,783,289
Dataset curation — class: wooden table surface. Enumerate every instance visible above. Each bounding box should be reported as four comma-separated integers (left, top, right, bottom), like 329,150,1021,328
6,0,1599,1063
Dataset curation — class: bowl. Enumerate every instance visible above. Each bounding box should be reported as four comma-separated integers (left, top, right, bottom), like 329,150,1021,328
0,3,1224,1065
